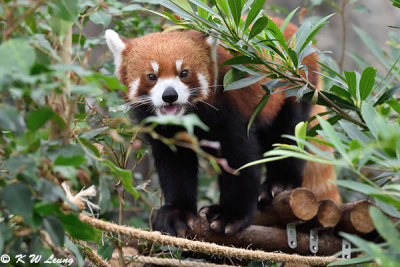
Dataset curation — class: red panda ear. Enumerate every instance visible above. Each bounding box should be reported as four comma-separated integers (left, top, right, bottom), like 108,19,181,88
105,29,126,78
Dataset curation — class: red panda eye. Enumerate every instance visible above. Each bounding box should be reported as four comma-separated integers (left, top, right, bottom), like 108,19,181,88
179,70,189,78
147,73,157,81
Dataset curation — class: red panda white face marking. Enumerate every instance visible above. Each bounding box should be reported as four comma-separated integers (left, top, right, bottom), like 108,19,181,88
105,30,218,117
128,78,140,101
197,73,209,99
150,77,190,116
151,61,159,74
176,59,183,72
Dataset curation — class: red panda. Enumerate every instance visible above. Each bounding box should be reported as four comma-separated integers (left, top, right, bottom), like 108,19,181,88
105,17,340,236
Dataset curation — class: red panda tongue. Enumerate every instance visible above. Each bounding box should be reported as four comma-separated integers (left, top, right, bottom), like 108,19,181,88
162,104,179,115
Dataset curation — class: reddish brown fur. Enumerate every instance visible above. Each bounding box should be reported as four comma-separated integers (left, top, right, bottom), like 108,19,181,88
214,17,340,204
117,17,341,204
121,31,216,101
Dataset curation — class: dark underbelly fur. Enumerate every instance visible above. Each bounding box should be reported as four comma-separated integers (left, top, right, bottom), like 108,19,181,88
132,97,312,236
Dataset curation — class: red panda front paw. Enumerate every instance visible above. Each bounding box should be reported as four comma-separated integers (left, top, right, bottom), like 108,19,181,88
199,205,254,235
152,205,196,236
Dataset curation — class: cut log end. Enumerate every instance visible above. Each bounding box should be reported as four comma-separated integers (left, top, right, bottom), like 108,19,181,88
338,200,375,234
289,188,319,221
317,199,341,228
350,201,374,233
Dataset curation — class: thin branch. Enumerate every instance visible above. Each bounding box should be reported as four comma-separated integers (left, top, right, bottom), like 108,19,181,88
338,0,348,72
2,0,49,41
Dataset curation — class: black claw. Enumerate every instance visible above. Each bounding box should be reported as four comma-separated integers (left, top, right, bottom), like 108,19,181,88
152,205,195,236
199,204,253,235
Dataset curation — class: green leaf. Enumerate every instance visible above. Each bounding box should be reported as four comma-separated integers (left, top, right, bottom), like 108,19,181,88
224,75,265,91
122,4,142,12
79,126,109,140
295,14,334,54
48,0,78,22
280,7,299,32
244,0,266,29
54,155,86,167
317,116,349,162
369,206,400,254
359,67,377,101
215,0,229,15
353,26,390,70
361,102,379,139
332,180,380,195
173,0,194,13
265,18,288,52
249,16,268,40
339,120,371,145
99,180,111,214
387,98,400,114
144,113,209,135
65,238,84,267
2,184,33,219
222,56,262,65
27,107,55,131
227,0,243,26
79,138,101,158
49,17,73,41
59,214,101,242
330,85,351,100
288,47,298,68
0,104,26,135
43,216,65,247
0,38,36,78
344,71,357,100
104,161,139,199
223,68,248,87
303,91,358,110
97,244,114,261
36,178,66,204
89,11,112,28
294,121,308,150
247,94,270,136
328,255,373,266
374,83,400,106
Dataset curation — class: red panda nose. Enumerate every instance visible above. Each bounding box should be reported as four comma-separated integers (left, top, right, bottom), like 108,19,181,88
162,87,178,104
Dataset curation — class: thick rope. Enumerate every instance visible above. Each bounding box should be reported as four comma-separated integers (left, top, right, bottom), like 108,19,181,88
70,237,110,267
79,214,339,266
126,255,237,267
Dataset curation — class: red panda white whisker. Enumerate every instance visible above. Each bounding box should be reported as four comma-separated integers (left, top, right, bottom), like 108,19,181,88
197,99,219,111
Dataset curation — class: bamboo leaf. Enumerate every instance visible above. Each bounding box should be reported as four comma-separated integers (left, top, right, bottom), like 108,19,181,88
317,115,350,162
244,0,266,29
248,17,269,40
224,75,265,91
369,206,400,254
359,66,377,101
344,71,357,100
247,94,270,136
227,0,243,26
280,7,299,32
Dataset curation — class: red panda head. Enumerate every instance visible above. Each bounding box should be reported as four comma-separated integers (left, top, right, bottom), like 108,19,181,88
105,30,218,116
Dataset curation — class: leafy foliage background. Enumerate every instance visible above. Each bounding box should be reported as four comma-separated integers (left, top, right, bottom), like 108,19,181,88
0,0,399,266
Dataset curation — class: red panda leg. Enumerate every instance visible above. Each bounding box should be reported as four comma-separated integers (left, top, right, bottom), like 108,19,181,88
150,138,199,236
200,117,262,234
258,99,312,207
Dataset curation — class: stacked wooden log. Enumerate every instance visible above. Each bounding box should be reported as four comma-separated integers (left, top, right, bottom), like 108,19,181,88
189,188,376,256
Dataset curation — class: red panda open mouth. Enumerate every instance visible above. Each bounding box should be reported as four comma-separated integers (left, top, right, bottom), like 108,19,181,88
160,104,182,115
